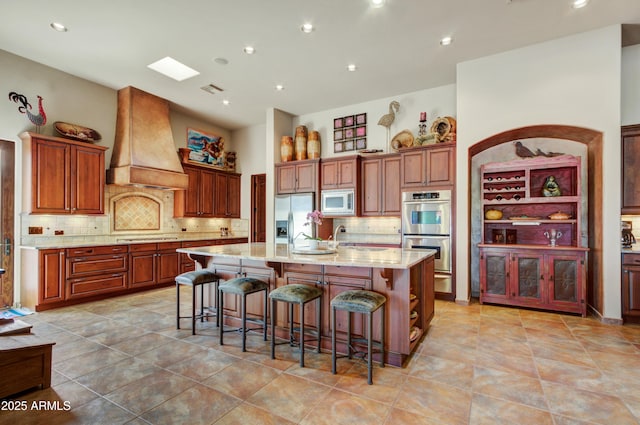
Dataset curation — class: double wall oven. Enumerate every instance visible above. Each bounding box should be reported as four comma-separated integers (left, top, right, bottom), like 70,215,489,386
402,190,453,296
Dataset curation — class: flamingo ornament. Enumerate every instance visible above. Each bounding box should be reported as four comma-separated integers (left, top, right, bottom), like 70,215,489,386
8,92,47,133
377,100,399,151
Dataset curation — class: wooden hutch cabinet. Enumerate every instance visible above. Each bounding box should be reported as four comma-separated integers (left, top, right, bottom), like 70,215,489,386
275,159,319,194
478,155,588,316
20,132,107,214
400,143,455,189
361,154,401,216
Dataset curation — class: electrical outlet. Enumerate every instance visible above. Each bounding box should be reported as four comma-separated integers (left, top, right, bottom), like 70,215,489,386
54,230,64,235
28,226,43,234
340,228,346,232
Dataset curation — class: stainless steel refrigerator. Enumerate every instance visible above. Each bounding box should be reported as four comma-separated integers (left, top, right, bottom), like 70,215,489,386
275,193,314,244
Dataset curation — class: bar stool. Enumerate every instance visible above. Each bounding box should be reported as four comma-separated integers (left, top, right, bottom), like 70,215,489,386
175,270,220,335
331,289,386,385
269,284,322,367
218,277,269,352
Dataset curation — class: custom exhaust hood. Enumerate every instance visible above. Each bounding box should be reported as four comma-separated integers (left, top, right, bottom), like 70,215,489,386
106,86,189,190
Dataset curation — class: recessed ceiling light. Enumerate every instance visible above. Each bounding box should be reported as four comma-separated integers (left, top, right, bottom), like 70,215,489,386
243,46,255,54
572,0,589,8
214,57,229,65
371,0,385,8
347,64,357,72
275,84,285,91
440,36,453,46
222,99,230,106
301,23,314,33
148,56,200,82
50,22,68,32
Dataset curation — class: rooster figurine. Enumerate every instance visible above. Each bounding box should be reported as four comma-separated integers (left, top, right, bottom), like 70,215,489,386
8,92,47,133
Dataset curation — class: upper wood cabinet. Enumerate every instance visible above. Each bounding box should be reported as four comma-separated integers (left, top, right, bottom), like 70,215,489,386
320,156,360,190
361,154,401,216
275,159,319,194
214,171,241,218
401,143,455,189
20,132,107,214
622,124,640,214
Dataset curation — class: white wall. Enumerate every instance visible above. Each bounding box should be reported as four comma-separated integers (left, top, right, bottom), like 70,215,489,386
457,26,622,319
232,123,267,228
291,85,456,159
622,44,640,126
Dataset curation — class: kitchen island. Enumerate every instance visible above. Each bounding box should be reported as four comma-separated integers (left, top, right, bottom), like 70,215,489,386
177,242,435,367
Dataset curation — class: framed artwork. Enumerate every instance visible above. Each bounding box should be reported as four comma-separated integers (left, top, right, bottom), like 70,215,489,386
333,112,366,152
187,127,225,167
344,128,354,139
344,115,355,127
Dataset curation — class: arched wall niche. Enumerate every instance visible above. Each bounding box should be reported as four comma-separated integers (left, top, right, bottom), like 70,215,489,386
467,125,603,315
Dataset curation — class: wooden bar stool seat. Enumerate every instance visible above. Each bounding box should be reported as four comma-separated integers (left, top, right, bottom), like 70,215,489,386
269,284,322,367
331,289,386,385
218,277,269,352
175,270,220,335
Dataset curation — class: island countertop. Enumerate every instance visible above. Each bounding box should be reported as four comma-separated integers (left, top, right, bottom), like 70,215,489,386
177,242,435,269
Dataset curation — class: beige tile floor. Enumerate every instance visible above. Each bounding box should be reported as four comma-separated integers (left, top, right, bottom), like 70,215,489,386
2,286,640,425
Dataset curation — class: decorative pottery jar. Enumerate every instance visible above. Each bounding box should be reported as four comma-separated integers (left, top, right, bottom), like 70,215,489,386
295,125,307,160
307,131,320,159
485,209,503,220
280,136,293,162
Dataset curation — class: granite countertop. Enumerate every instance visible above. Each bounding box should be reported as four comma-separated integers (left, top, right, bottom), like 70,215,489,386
178,242,435,270
20,233,248,249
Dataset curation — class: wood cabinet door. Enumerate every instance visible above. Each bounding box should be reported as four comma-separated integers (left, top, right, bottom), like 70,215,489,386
182,167,201,217
32,139,70,213
276,164,297,194
361,158,382,216
426,146,454,186
622,125,640,214
214,172,228,217
511,252,545,307
623,265,640,320
227,174,241,218
129,252,157,288
479,249,509,302
400,150,426,188
199,169,216,217
546,253,584,313
295,163,317,193
320,160,338,189
72,145,105,214
39,249,65,303
157,251,180,284
382,156,401,215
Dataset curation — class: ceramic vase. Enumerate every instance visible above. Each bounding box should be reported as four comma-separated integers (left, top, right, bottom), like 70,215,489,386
280,136,293,162
307,131,321,159
295,125,307,160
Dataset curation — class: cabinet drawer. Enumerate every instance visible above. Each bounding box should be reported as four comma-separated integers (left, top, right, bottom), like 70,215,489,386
324,265,372,279
129,243,157,253
623,253,640,266
283,263,323,274
66,273,127,300
284,272,323,285
67,254,128,278
324,275,371,289
67,245,128,257
181,240,215,248
158,241,181,251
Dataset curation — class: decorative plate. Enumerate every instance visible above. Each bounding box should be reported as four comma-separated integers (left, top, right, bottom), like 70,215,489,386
54,121,101,142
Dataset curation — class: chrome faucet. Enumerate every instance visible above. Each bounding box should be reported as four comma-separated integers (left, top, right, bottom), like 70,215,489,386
333,225,345,244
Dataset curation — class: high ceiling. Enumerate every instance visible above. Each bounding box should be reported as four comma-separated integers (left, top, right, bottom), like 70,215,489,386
2,0,639,130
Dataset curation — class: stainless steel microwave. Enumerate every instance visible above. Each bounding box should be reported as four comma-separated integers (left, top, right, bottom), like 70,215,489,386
321,189,355,216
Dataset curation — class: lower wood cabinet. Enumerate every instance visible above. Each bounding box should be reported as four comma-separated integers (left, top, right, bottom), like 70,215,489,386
38,249,66,305
622,253,640,323
66,245,129,300
129,242,181,289
479,246,587,316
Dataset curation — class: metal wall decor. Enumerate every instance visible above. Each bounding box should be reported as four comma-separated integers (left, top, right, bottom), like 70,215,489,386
334,113,366,152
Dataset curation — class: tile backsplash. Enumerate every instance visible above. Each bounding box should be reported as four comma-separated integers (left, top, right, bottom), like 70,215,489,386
21,185,248,246
333,216,402,245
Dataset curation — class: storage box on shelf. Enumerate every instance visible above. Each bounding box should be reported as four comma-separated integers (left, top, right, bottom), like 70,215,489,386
478,155,588,316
